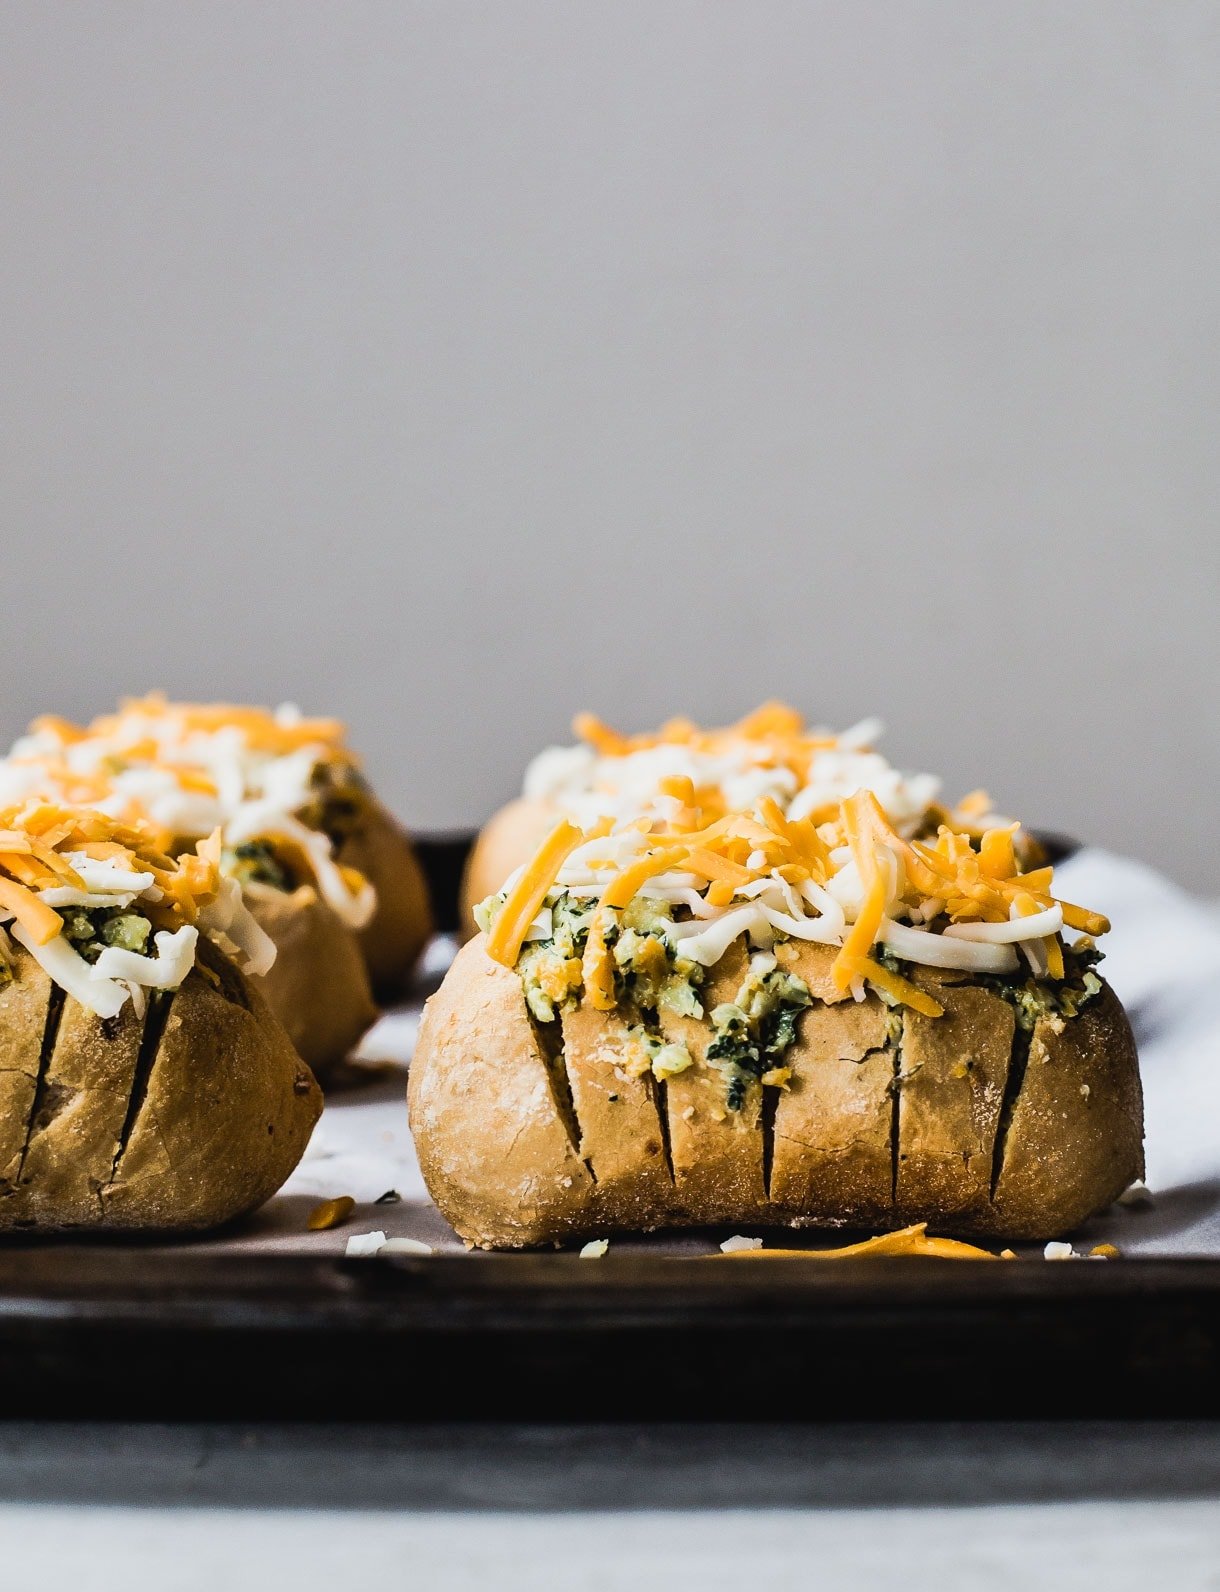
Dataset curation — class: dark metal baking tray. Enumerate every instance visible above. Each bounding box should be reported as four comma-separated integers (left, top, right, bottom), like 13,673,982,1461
0,829,1211,1423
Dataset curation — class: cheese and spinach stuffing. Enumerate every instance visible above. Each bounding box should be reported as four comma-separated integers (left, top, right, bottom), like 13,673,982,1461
478,706,1111,1110
0,801,273,1018
0,696,376,930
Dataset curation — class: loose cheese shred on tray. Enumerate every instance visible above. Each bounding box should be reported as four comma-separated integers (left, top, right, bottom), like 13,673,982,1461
480,704,1110,1019
0,800,273,1017
715,1224,1011,1260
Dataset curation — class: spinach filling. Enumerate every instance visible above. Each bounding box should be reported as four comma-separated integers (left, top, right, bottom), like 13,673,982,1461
706,954,812,1111
57,907,152,964
223,839,296,893
618,1024,694,1081
611,896,705,1019
513,893,597,1024
872,939,1104,1031
299,761,370,849
478,888,706,1026
977,940,1105,1030
483,880,1100,1111
478,888,702,1079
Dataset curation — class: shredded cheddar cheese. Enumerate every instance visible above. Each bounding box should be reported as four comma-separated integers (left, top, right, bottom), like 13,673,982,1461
714,1223,1011,1260
521,703,962,843
0,800,274,1016
2,696,377,930
486,818,588,968
0,875,63,946
479,707,1107,1025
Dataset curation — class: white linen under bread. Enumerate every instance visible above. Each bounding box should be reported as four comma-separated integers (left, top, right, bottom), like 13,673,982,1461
204,851,1220,1258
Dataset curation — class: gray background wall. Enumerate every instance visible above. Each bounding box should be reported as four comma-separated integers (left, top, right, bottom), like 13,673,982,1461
1,2,1217,886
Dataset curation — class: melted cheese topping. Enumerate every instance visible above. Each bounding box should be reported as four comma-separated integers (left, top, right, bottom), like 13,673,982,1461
0,801,273,1017
485,717,1109,1014
1,695,374,929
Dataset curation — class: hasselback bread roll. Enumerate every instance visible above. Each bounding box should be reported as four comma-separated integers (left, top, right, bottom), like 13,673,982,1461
0,801,319,1229
416,724,1140,1249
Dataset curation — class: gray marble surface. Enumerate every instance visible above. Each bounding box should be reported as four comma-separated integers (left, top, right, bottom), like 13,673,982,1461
1,1423,1219,1591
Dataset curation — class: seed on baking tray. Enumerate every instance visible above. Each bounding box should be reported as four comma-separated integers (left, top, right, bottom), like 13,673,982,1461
374,1189,402,1204
307,1196,357,1231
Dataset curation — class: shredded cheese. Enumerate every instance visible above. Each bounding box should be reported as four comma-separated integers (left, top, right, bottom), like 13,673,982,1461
486,819,588,968
0,799,274,1016
2,696,375,926
0,876,64,945
481,710,1108,1023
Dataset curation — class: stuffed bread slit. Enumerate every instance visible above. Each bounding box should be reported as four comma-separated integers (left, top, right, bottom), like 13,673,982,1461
15,985,146,1224
414,934,1142,1247
655,941,767,1224
0,954,53,1183
558,1000,673,1227
408,939,594,1248
892,971,1017,1225
100,937,321,1227
990,981,1142,1234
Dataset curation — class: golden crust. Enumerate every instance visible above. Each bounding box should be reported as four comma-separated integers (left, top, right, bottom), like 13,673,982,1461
409,937,593,1248
16,990,146,1225
0,939,321,1231
237,792,429,1075
769,946,894,1227
559,1001,671,1229
989,981,1144,1238
894,972,1016,1224
336,796,432,998
409,936,1144,1248
245,883,379,1080
459,798,558,940
0,949,51,1182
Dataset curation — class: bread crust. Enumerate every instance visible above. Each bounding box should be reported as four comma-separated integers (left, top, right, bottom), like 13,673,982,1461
769,946,895,1228
409,938,593,1248
989,981,1144,1238
238,792,429,1076
409,935,1144,1248
558,1000,672,1229
245,883,379,1079
0,939,321,1231
894,971,1016,1224
0,951,51,1183
336,796,432,998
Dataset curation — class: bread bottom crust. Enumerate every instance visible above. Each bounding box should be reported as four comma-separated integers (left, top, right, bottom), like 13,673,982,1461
410,937,1144,1249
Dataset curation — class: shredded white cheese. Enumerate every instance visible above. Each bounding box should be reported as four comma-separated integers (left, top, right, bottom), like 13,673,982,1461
5,700,375,929
378,1237,434,1256
344,1230,389,1257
